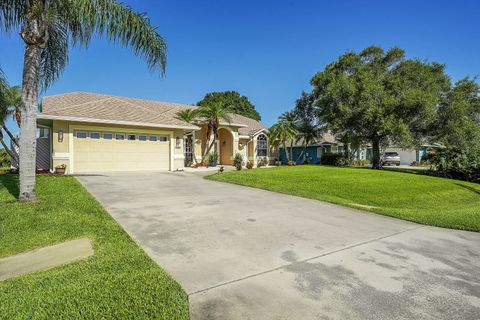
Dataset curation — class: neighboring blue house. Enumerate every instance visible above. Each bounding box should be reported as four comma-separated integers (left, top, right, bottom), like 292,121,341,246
277,132,345,164
277,131,438,165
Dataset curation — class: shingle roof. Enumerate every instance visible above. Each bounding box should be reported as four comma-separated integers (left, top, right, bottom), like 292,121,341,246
39,92,266,135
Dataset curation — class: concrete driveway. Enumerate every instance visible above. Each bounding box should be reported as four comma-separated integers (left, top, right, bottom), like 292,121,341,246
77,171,480,320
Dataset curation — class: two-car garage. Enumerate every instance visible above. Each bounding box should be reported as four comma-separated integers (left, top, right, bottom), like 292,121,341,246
72,127,171,173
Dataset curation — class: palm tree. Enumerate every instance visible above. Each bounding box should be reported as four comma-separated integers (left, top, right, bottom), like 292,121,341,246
196,101,235,163
0,74,20,163
272,111,297,162
175,108,199,165
267,128,280,162
1,0,167,201
295,121,323,162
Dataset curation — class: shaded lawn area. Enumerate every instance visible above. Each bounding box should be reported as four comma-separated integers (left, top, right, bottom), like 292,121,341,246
206,165,480,232
0,175,189,319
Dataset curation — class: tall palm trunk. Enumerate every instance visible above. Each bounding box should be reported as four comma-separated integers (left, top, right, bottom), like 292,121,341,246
18,43,42,201
282,140,289,162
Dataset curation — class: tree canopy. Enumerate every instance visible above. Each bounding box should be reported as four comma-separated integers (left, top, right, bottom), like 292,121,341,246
197,91,261,121
431,78,480,181
311,46,450,168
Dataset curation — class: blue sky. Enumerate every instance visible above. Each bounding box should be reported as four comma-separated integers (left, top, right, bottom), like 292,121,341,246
1,0,479,139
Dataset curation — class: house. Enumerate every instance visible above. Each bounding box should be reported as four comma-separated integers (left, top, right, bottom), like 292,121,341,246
279,131,434,165
35,92,269,174
278,131,352,164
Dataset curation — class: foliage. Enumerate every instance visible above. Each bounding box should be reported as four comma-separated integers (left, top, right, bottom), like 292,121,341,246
320,152,345,166
246,160,254,169
0,0,168,91
197,91,261,121
0,175,189,319
293,91,317,124
287,160,296,166
0,149,11,167
54,163,67,169
430,79,480,183
207,166,480,231
430,149,480,183
175,108,198,124
270,111,298,162
311,46,450,169
218,166,224,173
208,151,218,164
352,159,370,167
257,156,268,167
233,152,243,170
197,101,235,162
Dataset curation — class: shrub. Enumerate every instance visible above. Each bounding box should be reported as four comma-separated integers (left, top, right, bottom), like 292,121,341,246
320,152,345,166
246,160,254,169
257,157,268,167
233,153,243,171
218,166,224,173
430,149,480,183
208,152,218,164
287,160,296,166
0,149,11,168
352,159,369,167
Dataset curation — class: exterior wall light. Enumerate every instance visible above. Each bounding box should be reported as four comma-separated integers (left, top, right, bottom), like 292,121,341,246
58,130,64,142
175,136,181,148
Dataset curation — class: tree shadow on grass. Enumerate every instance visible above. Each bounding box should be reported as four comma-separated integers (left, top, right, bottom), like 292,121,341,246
0,174,19,199
455,183,480,196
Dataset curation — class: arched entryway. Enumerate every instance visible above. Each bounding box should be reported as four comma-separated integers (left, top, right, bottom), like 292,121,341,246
218,128,234,165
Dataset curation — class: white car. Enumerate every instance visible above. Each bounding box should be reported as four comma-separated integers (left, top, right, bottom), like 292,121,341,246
382,152,401,166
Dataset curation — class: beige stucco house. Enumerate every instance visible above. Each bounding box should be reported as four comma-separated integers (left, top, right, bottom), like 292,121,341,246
35,92,268,174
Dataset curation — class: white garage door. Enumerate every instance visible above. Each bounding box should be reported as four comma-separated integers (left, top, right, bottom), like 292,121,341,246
73,130,170,173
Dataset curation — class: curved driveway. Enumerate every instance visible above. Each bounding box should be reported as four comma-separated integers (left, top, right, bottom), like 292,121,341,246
77,171,480,320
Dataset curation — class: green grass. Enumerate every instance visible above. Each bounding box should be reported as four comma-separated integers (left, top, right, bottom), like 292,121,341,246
0,175,189,319
206,165,480,232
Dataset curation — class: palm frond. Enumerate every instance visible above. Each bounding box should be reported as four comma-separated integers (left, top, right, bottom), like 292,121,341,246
175,108,198,124
40,18,69,90
74,0,167,76
0,0,26,32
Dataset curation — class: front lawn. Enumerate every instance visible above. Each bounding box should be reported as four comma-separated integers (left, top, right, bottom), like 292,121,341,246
206,166,480,231
0,175,189,319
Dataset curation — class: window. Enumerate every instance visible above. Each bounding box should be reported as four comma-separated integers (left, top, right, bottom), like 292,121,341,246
127,134,136,141
77,132,87,139
37,127,50,138
103,133,113,140
115,133,125,140
159,135,168,142
256,134,267,156
138,135,147,141
90,132,100,139
149,135,157,142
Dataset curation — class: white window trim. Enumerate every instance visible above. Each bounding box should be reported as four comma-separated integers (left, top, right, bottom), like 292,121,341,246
103,132,113,139
115,133,126,140
76,131,88,139
90,132,101,139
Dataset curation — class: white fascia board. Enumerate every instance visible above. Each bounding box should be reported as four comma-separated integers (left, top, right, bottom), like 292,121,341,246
37,114,200,131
